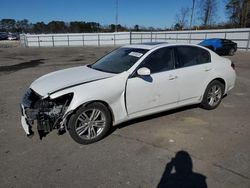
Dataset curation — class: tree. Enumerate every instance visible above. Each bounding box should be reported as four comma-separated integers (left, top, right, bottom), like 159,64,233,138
69,21,101,33
134,25,139,31
109,24,116,32
16,19,30,33
70,21,84,33
174,23,183,30
0,19,16,32
174,7,190,30
198,0,218,27
0,18,160,34
33,22,47,33
88,22,101,32
47,21,68,33
226,0,250,27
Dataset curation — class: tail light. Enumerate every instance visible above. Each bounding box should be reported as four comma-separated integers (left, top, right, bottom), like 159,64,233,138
231,62,235,70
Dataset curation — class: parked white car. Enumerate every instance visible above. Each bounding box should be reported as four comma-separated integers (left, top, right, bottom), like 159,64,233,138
21,43,236,144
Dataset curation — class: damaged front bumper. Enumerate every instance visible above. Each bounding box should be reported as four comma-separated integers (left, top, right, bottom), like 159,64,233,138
20,88,73,139
20,104,34,136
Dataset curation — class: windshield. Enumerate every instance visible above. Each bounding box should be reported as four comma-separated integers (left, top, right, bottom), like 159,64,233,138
89,47,148,73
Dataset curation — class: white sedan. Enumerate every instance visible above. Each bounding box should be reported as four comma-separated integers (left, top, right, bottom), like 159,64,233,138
20,43,236,144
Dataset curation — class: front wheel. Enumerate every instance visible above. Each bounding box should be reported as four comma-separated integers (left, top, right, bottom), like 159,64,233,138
200,80,224,110
68,102,111,144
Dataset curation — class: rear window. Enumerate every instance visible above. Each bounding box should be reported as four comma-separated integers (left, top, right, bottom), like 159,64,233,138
222,39,232,44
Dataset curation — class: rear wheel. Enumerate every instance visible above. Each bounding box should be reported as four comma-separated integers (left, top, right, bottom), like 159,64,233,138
228,48,235,56
68,102,111,144
200,80,224,110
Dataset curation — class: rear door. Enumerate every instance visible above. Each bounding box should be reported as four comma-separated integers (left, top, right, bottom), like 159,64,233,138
173,46,212,105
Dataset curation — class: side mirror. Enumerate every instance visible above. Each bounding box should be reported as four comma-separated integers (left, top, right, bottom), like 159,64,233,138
137,67,151,76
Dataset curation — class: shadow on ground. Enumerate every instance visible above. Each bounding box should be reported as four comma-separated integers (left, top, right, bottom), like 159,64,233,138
0,59,45,73
157,150,207,188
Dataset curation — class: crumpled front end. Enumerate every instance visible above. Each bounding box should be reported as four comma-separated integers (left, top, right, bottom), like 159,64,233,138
20,88,73,139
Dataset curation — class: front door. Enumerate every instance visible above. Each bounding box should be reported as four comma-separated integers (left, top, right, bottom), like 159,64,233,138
126,47,179,116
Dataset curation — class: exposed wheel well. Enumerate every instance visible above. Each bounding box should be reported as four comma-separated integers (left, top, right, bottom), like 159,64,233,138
208,78,226,93
201,78,226,101
65,100,115,129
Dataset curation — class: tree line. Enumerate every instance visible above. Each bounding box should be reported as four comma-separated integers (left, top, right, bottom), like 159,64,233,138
0,19,131,33
174,0,250,30
0,0,249,34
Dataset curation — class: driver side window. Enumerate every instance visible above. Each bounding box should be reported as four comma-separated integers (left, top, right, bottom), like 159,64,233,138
140,47,174,74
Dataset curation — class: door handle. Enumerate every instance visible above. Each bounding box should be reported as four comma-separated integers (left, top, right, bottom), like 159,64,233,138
204,68,212,72
169,75,178,80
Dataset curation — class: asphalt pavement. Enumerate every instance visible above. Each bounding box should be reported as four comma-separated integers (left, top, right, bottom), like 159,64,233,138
0,46,249,188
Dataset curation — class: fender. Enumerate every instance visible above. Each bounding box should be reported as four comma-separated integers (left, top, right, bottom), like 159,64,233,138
49,71,130,125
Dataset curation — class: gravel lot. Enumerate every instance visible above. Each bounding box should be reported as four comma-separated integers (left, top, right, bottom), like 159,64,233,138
0,46,249,188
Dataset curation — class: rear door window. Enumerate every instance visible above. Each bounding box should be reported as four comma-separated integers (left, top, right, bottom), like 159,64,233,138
175,46,211,68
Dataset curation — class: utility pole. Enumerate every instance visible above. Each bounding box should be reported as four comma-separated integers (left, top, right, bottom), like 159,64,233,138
115,0,118,32
189,0,195,43
189,0,195,30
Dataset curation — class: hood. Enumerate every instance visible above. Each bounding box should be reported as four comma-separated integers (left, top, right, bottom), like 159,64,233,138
30,65,114,96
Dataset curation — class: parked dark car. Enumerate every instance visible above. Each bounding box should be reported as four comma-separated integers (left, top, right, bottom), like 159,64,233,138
0,32,8,40
199,38,237,56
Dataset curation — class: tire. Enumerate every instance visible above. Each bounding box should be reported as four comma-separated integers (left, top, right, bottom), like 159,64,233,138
228,48,235,56
68,102,111,144
200,80,225,110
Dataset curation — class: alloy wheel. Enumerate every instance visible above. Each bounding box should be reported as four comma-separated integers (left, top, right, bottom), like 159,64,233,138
75,109,106,140
207,85,222,107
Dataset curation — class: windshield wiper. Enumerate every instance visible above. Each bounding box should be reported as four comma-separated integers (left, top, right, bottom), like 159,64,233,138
88,65,118,74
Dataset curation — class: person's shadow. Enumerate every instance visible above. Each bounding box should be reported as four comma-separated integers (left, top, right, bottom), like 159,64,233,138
157,150,207,188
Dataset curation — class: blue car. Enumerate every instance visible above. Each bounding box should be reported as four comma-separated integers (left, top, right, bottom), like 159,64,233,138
199,38,237,56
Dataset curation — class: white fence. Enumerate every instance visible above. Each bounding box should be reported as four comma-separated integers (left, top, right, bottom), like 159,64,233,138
20,28,250,50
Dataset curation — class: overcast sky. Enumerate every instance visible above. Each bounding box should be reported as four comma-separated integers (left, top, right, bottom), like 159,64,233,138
0,0,227,28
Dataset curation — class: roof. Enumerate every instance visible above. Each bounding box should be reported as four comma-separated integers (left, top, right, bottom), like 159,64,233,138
123,42,169,50
201,38,222,41
123,42,211,52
